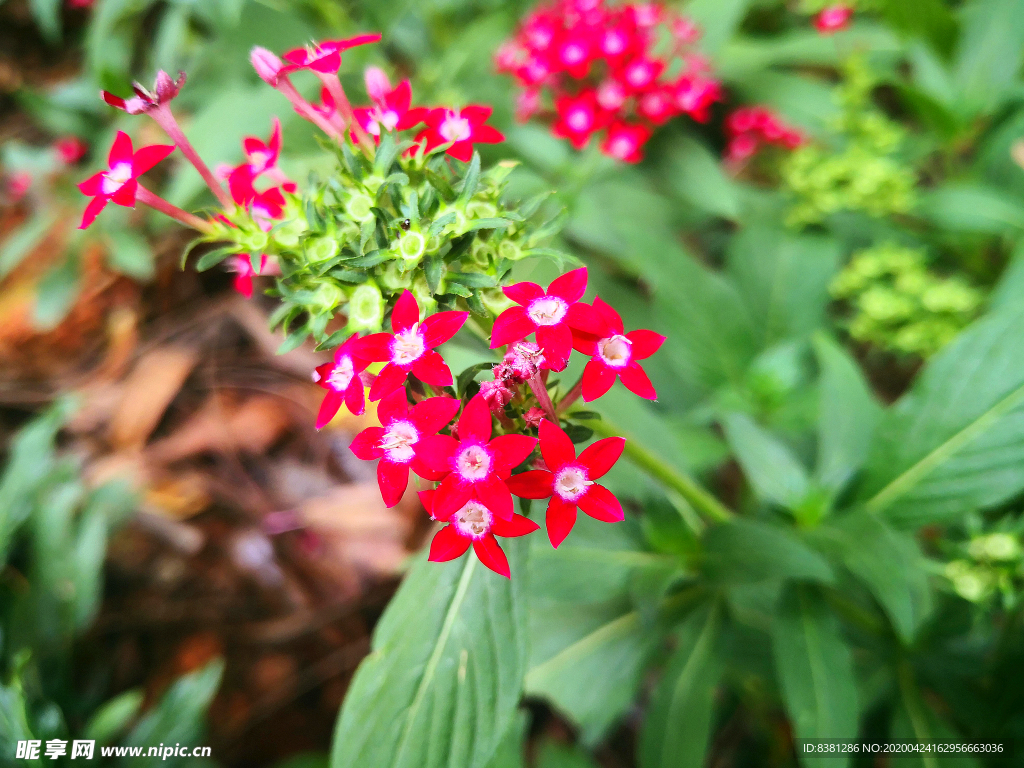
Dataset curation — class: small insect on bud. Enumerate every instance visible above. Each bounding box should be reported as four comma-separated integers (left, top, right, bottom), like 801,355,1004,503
401,218,412,231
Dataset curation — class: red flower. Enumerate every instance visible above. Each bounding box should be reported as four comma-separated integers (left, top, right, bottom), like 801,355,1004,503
353,80,427,139
414,106,505,162
227,164,288,230
617,56,664,93
227,254,279,298
244,117,281,174
54,136,88,165
506,420,625,548
573,296,665,401
102,71,185,115
489,266,600,371
414,394,538,521
815,4,853,34
600,122,651,163
420,489,539,579
77,131,174,229
281,34,382,75
555,34,594,78
350,388,462,507
313,335,372,427
353,290,468,401
636,86,677,125
552,91,606,149
673,74,722,123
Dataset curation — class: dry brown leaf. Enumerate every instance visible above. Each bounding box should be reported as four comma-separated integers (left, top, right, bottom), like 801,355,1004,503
108,346,199,449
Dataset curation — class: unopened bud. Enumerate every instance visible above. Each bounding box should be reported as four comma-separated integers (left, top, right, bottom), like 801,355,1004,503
251,46,284,86
480,380,514,412
364,66,392,101
346,282,385,332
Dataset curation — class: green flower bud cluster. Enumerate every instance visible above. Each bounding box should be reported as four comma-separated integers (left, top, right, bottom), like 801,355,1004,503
783,56,916,227
204,135,564,351
945,532,1024,606
830,243,983,357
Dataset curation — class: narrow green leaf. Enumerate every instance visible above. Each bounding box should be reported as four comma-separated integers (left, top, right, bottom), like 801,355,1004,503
703,519,834,585
463,217,513,232
448,271,497,288
195,246,237,272
458,152,482,205
425,256,444,294
722,413,810,510
0,211,56,278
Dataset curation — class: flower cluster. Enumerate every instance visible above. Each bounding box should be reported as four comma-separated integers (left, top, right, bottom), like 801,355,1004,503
814,4,854,34
76,33,665,579
724,106,805,165
496,0,721,163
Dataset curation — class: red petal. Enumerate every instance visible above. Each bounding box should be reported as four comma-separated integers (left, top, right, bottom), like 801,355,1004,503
131,144,175,175
101,91,127,110
269,116,282,155
390,80,412,113
368,363,407,401
396,106,428,130
473,535,511,578
490,434,538,476
462,105,493,123
110,179,137,206
411,456,448,482
413,434,459,473
546,497,578,548
108,130,134,166
490,306,535,348
422,311,468,348
391,290,420,332
539,419,576,469
376,387,409,426
78,196,108,229
567,302,605,336
582,359,617,402
472,125,505,144
505,469,554,499
577,484,624,522
418,489,437,517
571,328,600,356
352,332,393,361
503,281,544,306
344,377,366,415
447,141,473,162
409,396,461,434
547,266,588,303
433,472,474,519
378,460,410,508
350,426,385,460
410,350,453,387
491,513,540,538
332,32,383,50
77,172,104,196
619,362,657,400
592,296,624,334
428,525,471,562
316,390,343,429
475,475,514,520
577,436,625,480
626,329,666,360
458,394,492,442
234,274,254,298
536,323,572,372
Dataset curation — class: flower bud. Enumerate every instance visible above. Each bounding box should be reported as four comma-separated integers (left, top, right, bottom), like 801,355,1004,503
364,66,392,101
312,282,345,313
480,287,515,316
306,236,339,263
480,380,514,412
346,191,375,222
346,282,385,332
251,46,284,86
523,406,546,428
379,260,413,292
396,231,426,266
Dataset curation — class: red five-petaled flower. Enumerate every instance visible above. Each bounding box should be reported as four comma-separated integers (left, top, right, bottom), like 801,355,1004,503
350,388,462,507
313,334,371,428
490,266,601,371
353,78,427,140
282,34,382,74
354,290,468,401
77,131,174,229
414,394,537,522
572,296,665,401
420,489,539,579
506,419,625,548
414,106,505,162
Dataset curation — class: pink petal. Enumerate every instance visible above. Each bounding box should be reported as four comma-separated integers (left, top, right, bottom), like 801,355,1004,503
536,323,572,372
592,296,624,334
491,513,540,538
316,390,344,430
458,394,492,442
539,419,576,470
410,350,453,387
396,106,428,130
390,80,412,113
378,460,410,508
78,196,108,229
503,281,544,306
391,290,420,333
131,144,175,175
475,474,514,521
408,396,461,434
582,359,617,402
505,469,554,499
350,426,386,460
619,361,657,400
108,130,134,166
490,306,535,349
626,329,666,360
269,117,282,154
376,387,410,426
428,525,471,562
577,484,624,522
422,311,468,348
344,378,366,415
577,436,625,480
234,274,254,298
473,535,511,578
352,332,393,361
489,434,538,476
433,472,474,519
546,497,578,548
547,266,588,303
368,363,407,401
413,434,459,473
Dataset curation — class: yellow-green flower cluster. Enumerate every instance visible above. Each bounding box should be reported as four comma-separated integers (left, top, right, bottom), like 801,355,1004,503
945,533,1024,606
830,243,983,356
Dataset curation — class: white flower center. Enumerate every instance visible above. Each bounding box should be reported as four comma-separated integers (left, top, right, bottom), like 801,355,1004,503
250,150,272,171
440,113,472,143
567,108,591,132
101,162,133,195
603,31,626,54
554,465,591,501
456,444,492,481
379,109,400,131
597,334,632,368
562,43,586,64
626,64,650,87
527,296,568,326
609,137,634,159
452,500,493,539
380,419,419,463
327,355,355,391
391,325,426,365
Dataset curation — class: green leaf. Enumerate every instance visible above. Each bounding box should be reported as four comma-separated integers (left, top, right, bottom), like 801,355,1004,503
722,413,810,510
685,0,753,54
29,0,62,42
425,256,444,295
374,133,399,175
916,184,1024,234
331,544,529,768
813,334,882,493
535,740,600,768
663,134,740,220
953,0,1024,111
83,689,144,746
877,0,958,58
0,211,56,279
448,271,497,288
703,519,834,585
463,217,514,232
638,603,722,768
859,305,1024,526
107,230,155,280
483,711,528,768
458,152,482,205
771,586,858,768
195,246,237,272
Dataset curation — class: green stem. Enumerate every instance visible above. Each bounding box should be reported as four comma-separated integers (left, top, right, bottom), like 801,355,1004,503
898,658,939,768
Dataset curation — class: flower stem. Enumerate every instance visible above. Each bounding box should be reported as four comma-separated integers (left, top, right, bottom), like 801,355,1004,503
137,185,213,233
555,376,583,414
276,76,344,142
527,373,557,422
316,73,375,157
149,105,234,210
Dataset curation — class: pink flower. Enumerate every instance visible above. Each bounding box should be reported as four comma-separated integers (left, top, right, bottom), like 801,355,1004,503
102,71,185,115
312,335,372,427
555,34,594,78
227,254,279,298
68,0,94,8
596,79,628,111
673,74,721,123
489,266,601,372
352,79,427,139
420,489,539,579
363,66,393,101
523,406,546,428
502,341,546,381
515,89,543,122
6,172,32,201
251,47,285,86
723,105,804,162
636,87,677,125
572,297,664,401
414,106,505,162
227,164,288,230
815,4,853,34
617,56,663,92
506,419,625,548
413,394,538,521
552,91,606,148
353,290,468,401
54,136,88,164
281,34,382,75
77,131,174,229
600,122,651,163
243,118,282,175
480,380,516,413
350,389,462,507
